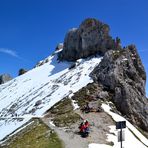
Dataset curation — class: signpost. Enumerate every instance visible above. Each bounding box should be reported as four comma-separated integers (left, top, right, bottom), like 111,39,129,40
118,130,125,142
116,121,126,148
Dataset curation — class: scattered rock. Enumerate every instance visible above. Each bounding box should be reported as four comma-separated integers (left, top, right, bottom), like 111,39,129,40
97,91,109,100
34,100,42,107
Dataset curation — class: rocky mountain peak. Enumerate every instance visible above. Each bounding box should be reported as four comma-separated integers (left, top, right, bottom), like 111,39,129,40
57,19,148,133
0,74,12,85
79,18,109,36
58,18,118,61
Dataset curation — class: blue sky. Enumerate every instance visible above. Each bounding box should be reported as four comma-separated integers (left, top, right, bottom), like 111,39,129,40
0,0,148,95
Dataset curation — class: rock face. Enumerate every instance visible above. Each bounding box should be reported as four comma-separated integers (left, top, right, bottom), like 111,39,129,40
58,18,117,61
0,74,12,84
18,68,27,76
91,45,148,131
58,18,148,132
55,43,63,51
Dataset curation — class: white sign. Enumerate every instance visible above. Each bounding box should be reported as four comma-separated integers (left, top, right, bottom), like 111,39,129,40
118,130,125,142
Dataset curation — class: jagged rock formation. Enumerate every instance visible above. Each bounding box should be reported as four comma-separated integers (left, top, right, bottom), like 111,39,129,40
59,18,148,132
58,18,118,61
91,45,148,132
0,74,12,84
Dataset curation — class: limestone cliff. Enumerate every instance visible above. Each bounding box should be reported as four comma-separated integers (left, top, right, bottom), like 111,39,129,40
59,18,148,133
58,18,118,61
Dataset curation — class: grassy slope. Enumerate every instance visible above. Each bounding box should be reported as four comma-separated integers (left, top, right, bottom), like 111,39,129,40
48,98,81,127
1,118,63,148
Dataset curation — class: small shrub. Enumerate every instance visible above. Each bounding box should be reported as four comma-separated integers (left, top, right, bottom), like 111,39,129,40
18,68,27,76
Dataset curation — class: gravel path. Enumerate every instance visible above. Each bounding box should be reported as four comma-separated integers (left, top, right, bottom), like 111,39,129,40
42,110,114,148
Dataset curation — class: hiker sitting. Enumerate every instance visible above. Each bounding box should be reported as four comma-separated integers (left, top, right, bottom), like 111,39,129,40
84,120,89,135
84,120,89,129
79,120,90,137
79,122,85,133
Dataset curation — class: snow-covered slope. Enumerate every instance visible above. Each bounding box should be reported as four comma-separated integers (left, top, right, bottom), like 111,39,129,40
0,50,148,148
89,103,148,148
0,50,102,141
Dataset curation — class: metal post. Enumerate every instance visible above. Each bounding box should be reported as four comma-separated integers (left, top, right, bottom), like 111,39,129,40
116,121,126,148
120,128,122,148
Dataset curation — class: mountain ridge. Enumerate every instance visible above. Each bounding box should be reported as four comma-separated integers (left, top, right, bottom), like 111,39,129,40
0,18,148,148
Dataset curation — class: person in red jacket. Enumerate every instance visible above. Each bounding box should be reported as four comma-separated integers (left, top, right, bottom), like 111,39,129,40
79,120,90,137
84,120,89,134
85,120,89,127
79,122,85,133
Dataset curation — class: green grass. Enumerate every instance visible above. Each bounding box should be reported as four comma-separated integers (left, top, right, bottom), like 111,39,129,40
2,119,63,148
49,98,73,115
53,112,80,127
71,83,99,107
49,98,81,127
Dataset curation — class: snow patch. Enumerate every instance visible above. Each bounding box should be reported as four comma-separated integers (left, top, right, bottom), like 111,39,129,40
122,58,128,61
88,103,148,148
0,117,31,143
89,143,112,148
49,121,56,127
102,103,148,148
71,99,79,110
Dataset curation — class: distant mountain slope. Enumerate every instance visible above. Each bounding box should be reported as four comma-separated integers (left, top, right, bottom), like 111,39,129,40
0,74,12,85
